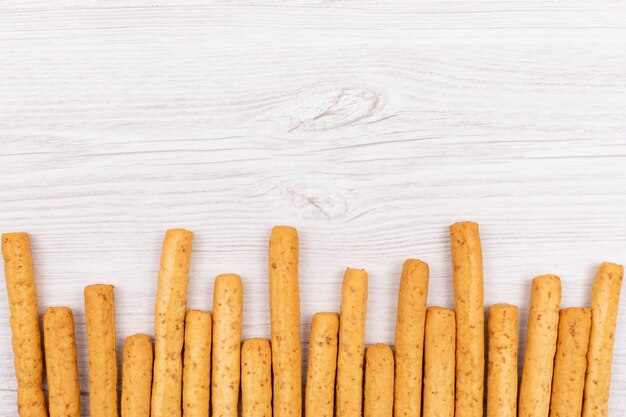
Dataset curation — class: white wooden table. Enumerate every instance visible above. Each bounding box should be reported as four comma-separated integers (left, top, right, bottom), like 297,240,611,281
2,1,626,415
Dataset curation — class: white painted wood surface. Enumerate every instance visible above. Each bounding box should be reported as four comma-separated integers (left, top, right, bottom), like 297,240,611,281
2,0,626,415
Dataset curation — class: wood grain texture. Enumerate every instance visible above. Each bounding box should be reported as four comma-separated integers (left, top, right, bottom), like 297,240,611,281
1,0,626,415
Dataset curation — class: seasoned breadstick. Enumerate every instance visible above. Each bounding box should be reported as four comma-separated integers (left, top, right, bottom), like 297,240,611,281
1,232,47,417
85,284,118,417
422,307,455,417
449,222,484,417
393,259,428,417
241,339,272,417
583,262,624,417
487,304,518,417
550,308,591,417
122,334,153,417
305,313,339,417
518,275,561,417
151,229,193,417
212,274,243,417
364,344,394,417
336,267,368,417
269,226,302,417
183,310,212,417
43,307,80,417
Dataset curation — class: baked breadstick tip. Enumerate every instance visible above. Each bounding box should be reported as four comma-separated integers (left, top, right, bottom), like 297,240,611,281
2,232,47,417
305,312,339,417
269,226,302,417
364,344,394,417
183,310,212,417
583,262,624,417
122,334,153,417
241,338,272,417
487,304,518,417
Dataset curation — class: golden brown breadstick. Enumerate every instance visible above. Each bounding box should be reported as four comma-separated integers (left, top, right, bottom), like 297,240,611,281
122,334,153,417
85,284,118,417
550,308,591,417
43,307,80,417
449,221,484,417
336,267,368,417
364,343,394,417
268,226,302,417
487,304,518,417
241,338,272,417
583,262,624,417
1,232,47,417
305,313,339,417
183,310,212,417
151,229,193,417
393,259,428,417
422,307,455,417
212,274,243,417
518,274,561,417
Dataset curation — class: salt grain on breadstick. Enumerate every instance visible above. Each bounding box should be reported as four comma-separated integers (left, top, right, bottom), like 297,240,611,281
518,275,561,417
487,304,518,417
582,262,624,417
1,232,47,417
422,307,455,417
85,284,118,417
241,338,272,417
336,267,368,417
269,226,302,417
43,307,81,417
212,274,243,417
550,308,591,417
122,334,153,417
151,229,193,417
305,313,339,417
364,343,394,417
394,259,428,417
183,310,212,417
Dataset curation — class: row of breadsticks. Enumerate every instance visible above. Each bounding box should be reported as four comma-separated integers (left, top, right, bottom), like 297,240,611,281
1,222,623,417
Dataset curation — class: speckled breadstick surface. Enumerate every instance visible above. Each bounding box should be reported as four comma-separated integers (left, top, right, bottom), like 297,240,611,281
449,221,484,417
336,267,368,417
550,308,591,417
583,262,624,417
183,310,212,417
151,229,193,417
394,259,428,417
305,313,339,417
269,226,302,417
518,274,561,417
1,232,47,417
122,334,153,417
85,284,118,417
487,304,518,417
241,338,272,417
212,274,243,417
364,343,394,417
43,307,81,417
422,307,455,417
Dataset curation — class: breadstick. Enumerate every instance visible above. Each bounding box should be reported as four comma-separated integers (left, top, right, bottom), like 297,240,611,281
336,267,368,417
43,307,80,417
364,344,394,417
85,284,118,417
212,274,243,417
269,226,302,417
422,307,455,417
305,313,339,417
550,308,591,417
393,259,428,417
122,334,153,417
583,262,624,417
183,310,212,417
1,232,47,417
151,229,193,417
518,274,561,417
241,338,272,417
449,221,484,417
487,304,518,417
